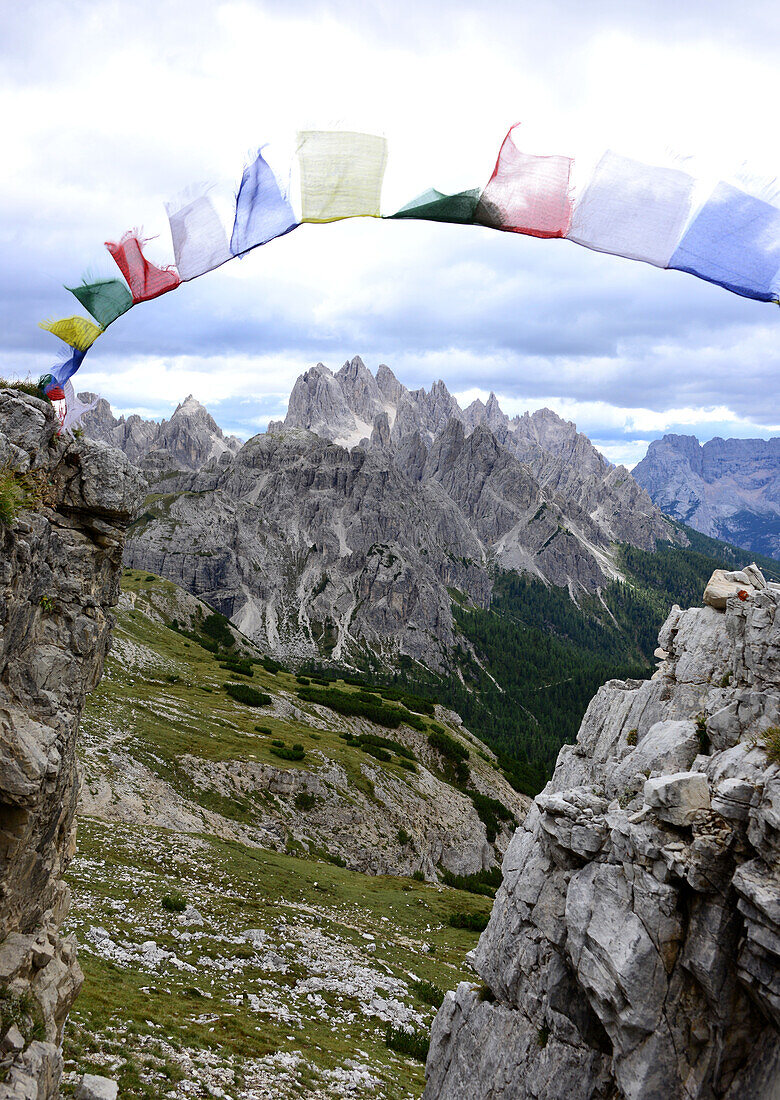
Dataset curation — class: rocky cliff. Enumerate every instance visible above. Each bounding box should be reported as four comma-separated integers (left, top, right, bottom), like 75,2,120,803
424,567,780,1098
115,359,678,671
633,434,780,560
0,390,144,1099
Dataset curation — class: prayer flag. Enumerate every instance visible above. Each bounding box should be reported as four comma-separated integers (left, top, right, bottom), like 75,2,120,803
166,188,233,281
66,277,133,328
231,150,298,255
476,124,573,239
389,188,481,225
668,182,780,302
39,316,103,351
568,151,695,268
105,231,181,302
297,130,387,223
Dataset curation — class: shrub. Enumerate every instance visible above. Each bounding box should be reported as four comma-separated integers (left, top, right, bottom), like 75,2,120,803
271,739,285,747
224,682,271,707
297,685,404,728
202,611,235,649
220,658,254,677
468,791,513,843
410,979,444,1008
448,911,490,932
161,892,187,913
626,729,638,746
397,758,417,772
270,742,305,762
428,729,469,762
384,1025,429,1063
360,743,392,762
296,676,311,685
757,726,780,765
412,870,425,882
255,725,273,735
294,791,317,811
262,657,286,674
397,828,412,847
0,465,34,527
441,867,502,897
344,732,416,760
695,715,711,755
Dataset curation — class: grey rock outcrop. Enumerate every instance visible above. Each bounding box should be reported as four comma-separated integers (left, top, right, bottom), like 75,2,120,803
0,389,144,1099
424,569,780,1099
633,433,780,560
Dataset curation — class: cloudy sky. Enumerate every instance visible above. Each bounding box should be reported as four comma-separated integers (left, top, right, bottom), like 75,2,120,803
1,0,778,466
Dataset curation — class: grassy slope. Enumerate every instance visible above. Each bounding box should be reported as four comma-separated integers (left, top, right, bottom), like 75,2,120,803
63,570,502,1099
63,820,489,1099
83,571,519,855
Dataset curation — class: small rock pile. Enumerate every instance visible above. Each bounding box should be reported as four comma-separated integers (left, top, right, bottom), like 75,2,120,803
425,566,780,1098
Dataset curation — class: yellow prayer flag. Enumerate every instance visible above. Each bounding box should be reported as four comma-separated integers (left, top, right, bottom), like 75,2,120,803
39,315,104,351
297,130,387,223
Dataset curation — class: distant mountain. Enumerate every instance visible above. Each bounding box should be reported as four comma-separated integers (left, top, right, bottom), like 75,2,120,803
105,358,679,675
633,433,780,560
272,357,670,554
81,392,242,480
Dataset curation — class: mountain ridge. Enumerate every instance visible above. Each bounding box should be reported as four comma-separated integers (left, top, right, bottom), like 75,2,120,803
633,432,780,560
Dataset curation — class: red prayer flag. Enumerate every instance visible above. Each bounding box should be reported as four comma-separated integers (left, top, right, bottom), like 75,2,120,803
105,231,181,303
477,123,573,239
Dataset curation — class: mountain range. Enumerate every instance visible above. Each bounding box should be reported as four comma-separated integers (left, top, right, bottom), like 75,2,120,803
80,361,780,782
633,433,780,560
82,358,676,676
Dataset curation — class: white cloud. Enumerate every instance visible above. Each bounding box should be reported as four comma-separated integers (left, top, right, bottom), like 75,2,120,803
1,0,779,457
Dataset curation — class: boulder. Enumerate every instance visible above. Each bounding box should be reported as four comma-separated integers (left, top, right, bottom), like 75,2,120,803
703,569,758,611
643,772,711,826
75,1074,119,1100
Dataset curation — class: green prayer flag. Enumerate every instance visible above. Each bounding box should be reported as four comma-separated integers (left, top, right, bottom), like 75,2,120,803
388,188,481,225
66,277,133,328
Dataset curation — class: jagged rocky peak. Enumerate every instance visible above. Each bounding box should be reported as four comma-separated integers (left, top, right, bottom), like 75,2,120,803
80,391,241,479
424,566,780,1099
633,433,780,560
0,389,144,1099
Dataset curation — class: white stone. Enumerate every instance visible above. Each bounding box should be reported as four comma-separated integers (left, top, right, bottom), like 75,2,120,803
704,570,756,611
643,772,711,826
75,1074,119,1100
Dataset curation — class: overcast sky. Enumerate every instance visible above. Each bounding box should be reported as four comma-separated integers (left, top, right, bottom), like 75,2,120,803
1,0,778,466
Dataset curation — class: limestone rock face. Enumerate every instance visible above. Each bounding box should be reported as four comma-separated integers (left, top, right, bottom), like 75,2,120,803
633,433,780,560
424,570,780,1099
0,390,143,1099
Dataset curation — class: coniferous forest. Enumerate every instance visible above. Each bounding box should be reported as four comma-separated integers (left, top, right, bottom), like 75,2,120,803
306,526,780,796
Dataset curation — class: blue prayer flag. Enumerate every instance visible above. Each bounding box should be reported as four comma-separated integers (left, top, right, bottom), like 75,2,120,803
668,183,780,302
231,150,298,256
